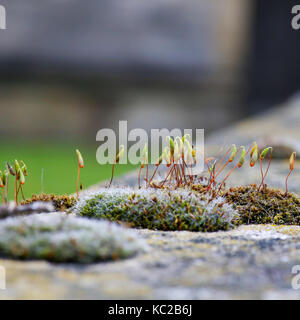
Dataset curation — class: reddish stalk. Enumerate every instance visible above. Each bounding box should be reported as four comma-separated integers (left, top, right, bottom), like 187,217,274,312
211,143,253,191
75,149,84,198
285,152,296,196
108,161,116,188
138,165,143,189
148,164,160,187
161,165,174,187
259,158,264,190
246,142,255,156
257,148,273,191
181,157,186,176
285,169,293,196
180,162,187,184
14,175,18,205
216,145,245,195
190,163,194,183
207,146,237,190
259,153,272,191
5,175,8,204
184,161,192,180
180,160,187,184
173,164,179,186
17,182,25,201
76,165,80,199
205,160,214,187
207,158,230,190
217,163,239,194
213,147,231,176
177,163,183,185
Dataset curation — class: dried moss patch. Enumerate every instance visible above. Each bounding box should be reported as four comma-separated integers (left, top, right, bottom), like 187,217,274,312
74,188,238,232
222,185,300,225
21,194,77,211
0,213,146,263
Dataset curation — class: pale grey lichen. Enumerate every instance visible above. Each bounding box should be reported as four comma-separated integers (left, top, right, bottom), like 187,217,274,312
74,187,238,232
0,213,147,263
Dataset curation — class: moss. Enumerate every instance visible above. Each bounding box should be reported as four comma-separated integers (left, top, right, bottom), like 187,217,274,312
222,185,300,226
21,193,77,211
0,213,146,263
75,188,238,232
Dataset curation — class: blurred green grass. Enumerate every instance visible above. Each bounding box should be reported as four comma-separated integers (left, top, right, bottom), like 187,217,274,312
0,140,136,201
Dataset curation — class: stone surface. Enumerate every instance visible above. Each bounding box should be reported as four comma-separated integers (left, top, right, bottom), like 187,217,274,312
1,224,300,299
208,94,300,153
2,98,300,299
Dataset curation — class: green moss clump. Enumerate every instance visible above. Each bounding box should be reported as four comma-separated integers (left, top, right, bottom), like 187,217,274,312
21,194,77,211
75,188,238,232
222,185,300,225
0,213,146,263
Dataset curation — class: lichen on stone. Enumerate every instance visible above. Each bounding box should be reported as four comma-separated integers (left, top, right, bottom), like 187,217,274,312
74,187,238,232
0,213,146,263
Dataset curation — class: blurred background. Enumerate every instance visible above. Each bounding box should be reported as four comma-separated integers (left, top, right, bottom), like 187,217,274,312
0,0,299,198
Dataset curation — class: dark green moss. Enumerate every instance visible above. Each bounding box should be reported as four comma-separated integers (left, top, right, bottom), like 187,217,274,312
21,193,77,211
222,185,300,226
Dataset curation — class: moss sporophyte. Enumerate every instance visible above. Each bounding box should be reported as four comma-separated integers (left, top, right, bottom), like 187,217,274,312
72,138,299,231
3,160,29,205
75,149,84,200
2,139,299,232
108,145,125,188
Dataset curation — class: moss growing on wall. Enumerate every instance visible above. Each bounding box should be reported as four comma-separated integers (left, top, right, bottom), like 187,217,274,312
222,185,300,225
21,194,77,211
75,188,238,232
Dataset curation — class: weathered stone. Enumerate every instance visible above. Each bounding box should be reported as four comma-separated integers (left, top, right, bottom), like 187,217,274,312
1,224,300,299
208,95,300,154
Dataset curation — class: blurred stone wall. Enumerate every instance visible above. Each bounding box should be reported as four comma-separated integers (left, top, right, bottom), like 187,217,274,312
0,0,253,139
